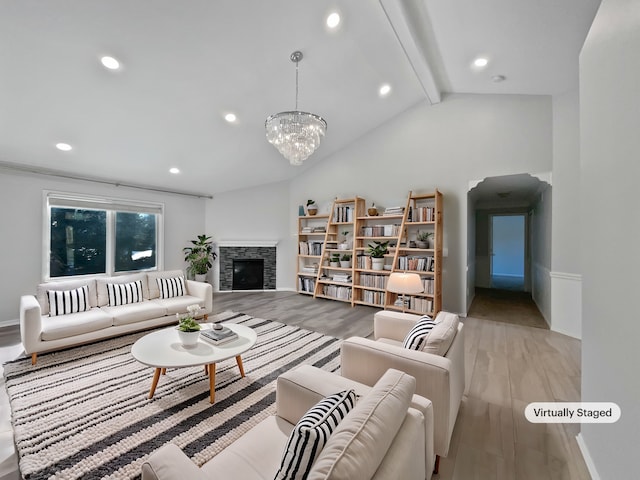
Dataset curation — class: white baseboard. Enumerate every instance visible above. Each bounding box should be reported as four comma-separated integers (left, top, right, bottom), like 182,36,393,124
576,433,599,480
0,318,19,328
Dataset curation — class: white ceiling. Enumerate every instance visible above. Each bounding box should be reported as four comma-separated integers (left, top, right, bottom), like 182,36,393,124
0,0,600,197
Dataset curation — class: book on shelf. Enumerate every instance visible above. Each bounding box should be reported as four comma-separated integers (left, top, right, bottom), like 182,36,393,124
334,205,354,223
201,326,238,345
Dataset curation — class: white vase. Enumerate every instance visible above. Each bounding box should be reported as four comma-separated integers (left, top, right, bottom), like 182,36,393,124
177,329,200,348
340,260,352,268
195,273,207,282
371,258,385,271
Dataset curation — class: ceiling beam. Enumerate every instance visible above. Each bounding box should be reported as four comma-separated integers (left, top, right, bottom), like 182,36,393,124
379,0,442,104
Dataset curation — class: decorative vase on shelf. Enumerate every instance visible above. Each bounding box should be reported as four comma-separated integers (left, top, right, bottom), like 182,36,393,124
415,241,428,249
177,329,200,348
307,206,318,216
368,203,378,216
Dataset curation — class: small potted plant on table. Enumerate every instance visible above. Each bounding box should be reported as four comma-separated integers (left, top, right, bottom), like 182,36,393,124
176,311,201,348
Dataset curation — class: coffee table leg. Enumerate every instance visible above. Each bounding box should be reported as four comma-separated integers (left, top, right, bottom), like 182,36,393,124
161,368,166,375
208,363,216,404
149,368,162,399
236,355,246,377
204,365,208,375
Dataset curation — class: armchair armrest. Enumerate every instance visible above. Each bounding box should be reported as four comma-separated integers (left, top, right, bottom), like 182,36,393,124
141,443,207,480
185,280,212,314
341,336,459,457
374,310,424,342
20,295,43,355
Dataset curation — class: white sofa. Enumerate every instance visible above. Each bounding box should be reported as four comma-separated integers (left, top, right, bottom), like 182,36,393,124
20,269,212,364
142,366,435,480
340,310,464,472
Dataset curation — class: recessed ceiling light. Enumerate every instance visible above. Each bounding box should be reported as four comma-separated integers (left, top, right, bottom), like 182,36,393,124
326,12,341,29
55,143,72,151
224,113,237,123
473,57,488,68
379,84,392,97
169,167,180,174
100,56,120,70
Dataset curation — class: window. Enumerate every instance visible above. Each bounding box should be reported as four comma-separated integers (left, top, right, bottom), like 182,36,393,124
46,192,163,279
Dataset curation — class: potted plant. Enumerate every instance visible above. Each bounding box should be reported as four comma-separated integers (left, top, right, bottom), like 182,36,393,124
306,199,318,216
416,231,433,249
367,240,389,271
183,234,217,281
340,254,352,268
176,311,201,348
338,230,351,250
329,253,341,267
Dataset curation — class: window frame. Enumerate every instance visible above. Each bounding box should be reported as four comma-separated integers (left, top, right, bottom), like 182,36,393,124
43,191,164,281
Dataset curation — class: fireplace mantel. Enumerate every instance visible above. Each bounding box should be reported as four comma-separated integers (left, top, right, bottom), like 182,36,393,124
218,240,278,247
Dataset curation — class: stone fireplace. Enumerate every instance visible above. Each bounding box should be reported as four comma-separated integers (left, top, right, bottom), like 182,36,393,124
218,241,277,291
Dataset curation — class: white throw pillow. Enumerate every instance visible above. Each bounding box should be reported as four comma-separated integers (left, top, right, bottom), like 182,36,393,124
274,389,356,480
47,285,91,317
156,277,185,299
402,315,436,351
107,280,143,306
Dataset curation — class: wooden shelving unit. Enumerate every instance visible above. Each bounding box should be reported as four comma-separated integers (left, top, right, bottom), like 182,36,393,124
296,213,329,295
313,197,365,304
295,191,442,317
352,209,406,308
385,190,443,316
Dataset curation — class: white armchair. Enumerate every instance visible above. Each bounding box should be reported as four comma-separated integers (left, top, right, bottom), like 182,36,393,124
340,310,464,472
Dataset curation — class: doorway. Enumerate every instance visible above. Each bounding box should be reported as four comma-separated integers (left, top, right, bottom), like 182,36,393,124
490,214,525,291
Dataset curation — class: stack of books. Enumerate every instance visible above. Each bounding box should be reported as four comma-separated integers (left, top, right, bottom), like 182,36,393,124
332,273,352,283
201,325,238,345
383,206,405,216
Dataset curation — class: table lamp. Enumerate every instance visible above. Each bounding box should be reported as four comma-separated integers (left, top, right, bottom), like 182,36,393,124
386,272,424,312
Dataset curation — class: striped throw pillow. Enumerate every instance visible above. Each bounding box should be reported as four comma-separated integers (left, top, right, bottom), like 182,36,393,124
402,315,436,351
47,285,90,317
107,280,143,306
156,276,185,299
275,390,356,480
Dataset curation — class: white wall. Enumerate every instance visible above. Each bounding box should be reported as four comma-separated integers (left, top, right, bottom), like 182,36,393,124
206,180,290,291
530,186,552,324
551,89,582,338
579,0,640,477
205,94,553,314
0,171,206,324
290,93,553,314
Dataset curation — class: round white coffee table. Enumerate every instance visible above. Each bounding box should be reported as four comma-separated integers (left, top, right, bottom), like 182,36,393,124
131,323,257,403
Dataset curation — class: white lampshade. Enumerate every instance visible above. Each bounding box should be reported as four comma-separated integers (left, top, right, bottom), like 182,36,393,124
386,272,424,294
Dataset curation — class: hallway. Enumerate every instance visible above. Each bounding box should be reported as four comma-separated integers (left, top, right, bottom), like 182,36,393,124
468,287,548,329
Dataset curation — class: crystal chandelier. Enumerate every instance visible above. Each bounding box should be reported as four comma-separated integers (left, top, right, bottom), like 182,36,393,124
265,51,327,166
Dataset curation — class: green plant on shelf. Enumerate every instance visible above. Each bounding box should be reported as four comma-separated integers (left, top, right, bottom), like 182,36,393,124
341,254,351,261
366,240,389,258
331,253,341,262
417,231,433,242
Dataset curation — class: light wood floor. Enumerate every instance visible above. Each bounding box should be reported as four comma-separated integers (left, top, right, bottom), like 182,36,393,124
0,291,589,480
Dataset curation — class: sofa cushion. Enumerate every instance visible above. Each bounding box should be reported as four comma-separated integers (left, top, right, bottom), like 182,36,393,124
156,277,185,299
402,315,436,351
308,369,415,480
96,273,149,306
147,270,186,299
424,311,459,356
150,295,204,315
101,300,167,326
107,280,144,306
41,308,114,341
37,279,98,316
275,390,356,480
47,285,91,317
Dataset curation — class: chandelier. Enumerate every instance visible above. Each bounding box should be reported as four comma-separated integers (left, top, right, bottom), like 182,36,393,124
265,51,327,166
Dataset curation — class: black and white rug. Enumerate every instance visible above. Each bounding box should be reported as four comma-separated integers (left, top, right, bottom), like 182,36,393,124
3,311,341,479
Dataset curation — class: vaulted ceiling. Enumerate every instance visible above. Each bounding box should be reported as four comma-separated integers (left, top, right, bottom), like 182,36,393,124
0,0,600,197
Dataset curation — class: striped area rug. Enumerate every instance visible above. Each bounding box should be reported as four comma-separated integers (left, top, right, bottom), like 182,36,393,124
3,311,342,479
